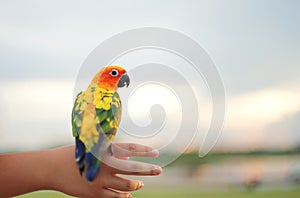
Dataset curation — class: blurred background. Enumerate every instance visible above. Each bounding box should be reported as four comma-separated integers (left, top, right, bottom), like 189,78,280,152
0,0,299,197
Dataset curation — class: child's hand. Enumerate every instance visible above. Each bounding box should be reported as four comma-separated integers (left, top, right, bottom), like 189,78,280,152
52,143,161,198
0,143,162,198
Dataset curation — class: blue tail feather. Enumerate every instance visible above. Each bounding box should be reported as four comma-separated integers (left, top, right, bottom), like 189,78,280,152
75,138,85,175
85,152,101,182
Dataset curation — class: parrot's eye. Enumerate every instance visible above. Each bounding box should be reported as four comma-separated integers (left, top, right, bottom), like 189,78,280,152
110,69,119,77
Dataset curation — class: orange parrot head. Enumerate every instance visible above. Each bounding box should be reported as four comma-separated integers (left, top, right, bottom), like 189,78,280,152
97,65,130,91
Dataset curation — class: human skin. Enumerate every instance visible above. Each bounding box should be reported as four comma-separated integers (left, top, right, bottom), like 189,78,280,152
0,143,162,198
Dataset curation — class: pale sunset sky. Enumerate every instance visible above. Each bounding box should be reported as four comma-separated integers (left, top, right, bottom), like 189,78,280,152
0,0,299,152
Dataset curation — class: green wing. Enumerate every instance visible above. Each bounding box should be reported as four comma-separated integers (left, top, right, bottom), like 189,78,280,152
72,91,86,138
95,92,122,143
86,91,121,156
72,90,122,155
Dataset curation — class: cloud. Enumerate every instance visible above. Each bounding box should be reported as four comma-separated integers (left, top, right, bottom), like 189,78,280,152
226,88,300,131
264,111,300,149
217,84,300,150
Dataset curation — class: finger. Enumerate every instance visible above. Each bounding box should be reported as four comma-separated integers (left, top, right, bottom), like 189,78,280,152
104,175,144,191
112,143,159,158
100,188,132,198
105,157,162,175
115,156,130,160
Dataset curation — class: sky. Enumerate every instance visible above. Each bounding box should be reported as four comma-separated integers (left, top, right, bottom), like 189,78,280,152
0,0,299,152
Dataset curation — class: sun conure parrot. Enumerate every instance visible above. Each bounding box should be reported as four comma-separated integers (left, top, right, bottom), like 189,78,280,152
72,65,130,182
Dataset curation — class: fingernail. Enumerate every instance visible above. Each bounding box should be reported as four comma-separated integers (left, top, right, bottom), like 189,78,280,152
151,149,159,156
154,166,162,175
136,181,144,190
139,181,144,189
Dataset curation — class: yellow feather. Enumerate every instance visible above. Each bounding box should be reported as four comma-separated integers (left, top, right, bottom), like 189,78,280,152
79,104,99,151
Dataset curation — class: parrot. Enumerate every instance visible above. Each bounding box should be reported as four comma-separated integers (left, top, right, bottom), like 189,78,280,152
72,65,130,182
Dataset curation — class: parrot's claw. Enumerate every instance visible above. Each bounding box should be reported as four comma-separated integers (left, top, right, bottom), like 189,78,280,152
109,144,113,156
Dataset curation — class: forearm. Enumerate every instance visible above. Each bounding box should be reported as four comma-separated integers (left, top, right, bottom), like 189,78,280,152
0,149,53,197
47,146,92,197
0,146,90,197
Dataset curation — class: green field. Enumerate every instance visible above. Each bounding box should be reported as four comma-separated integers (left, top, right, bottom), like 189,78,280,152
18,188,300,198
135,189,300,198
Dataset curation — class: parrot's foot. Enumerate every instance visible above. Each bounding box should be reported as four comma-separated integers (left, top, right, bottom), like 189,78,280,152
108,144,113,156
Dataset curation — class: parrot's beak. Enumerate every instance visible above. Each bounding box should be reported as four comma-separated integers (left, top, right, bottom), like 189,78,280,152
118,73,130,88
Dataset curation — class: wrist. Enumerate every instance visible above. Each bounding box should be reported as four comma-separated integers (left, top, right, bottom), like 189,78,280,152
44,146,91,197
34,149,57,191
